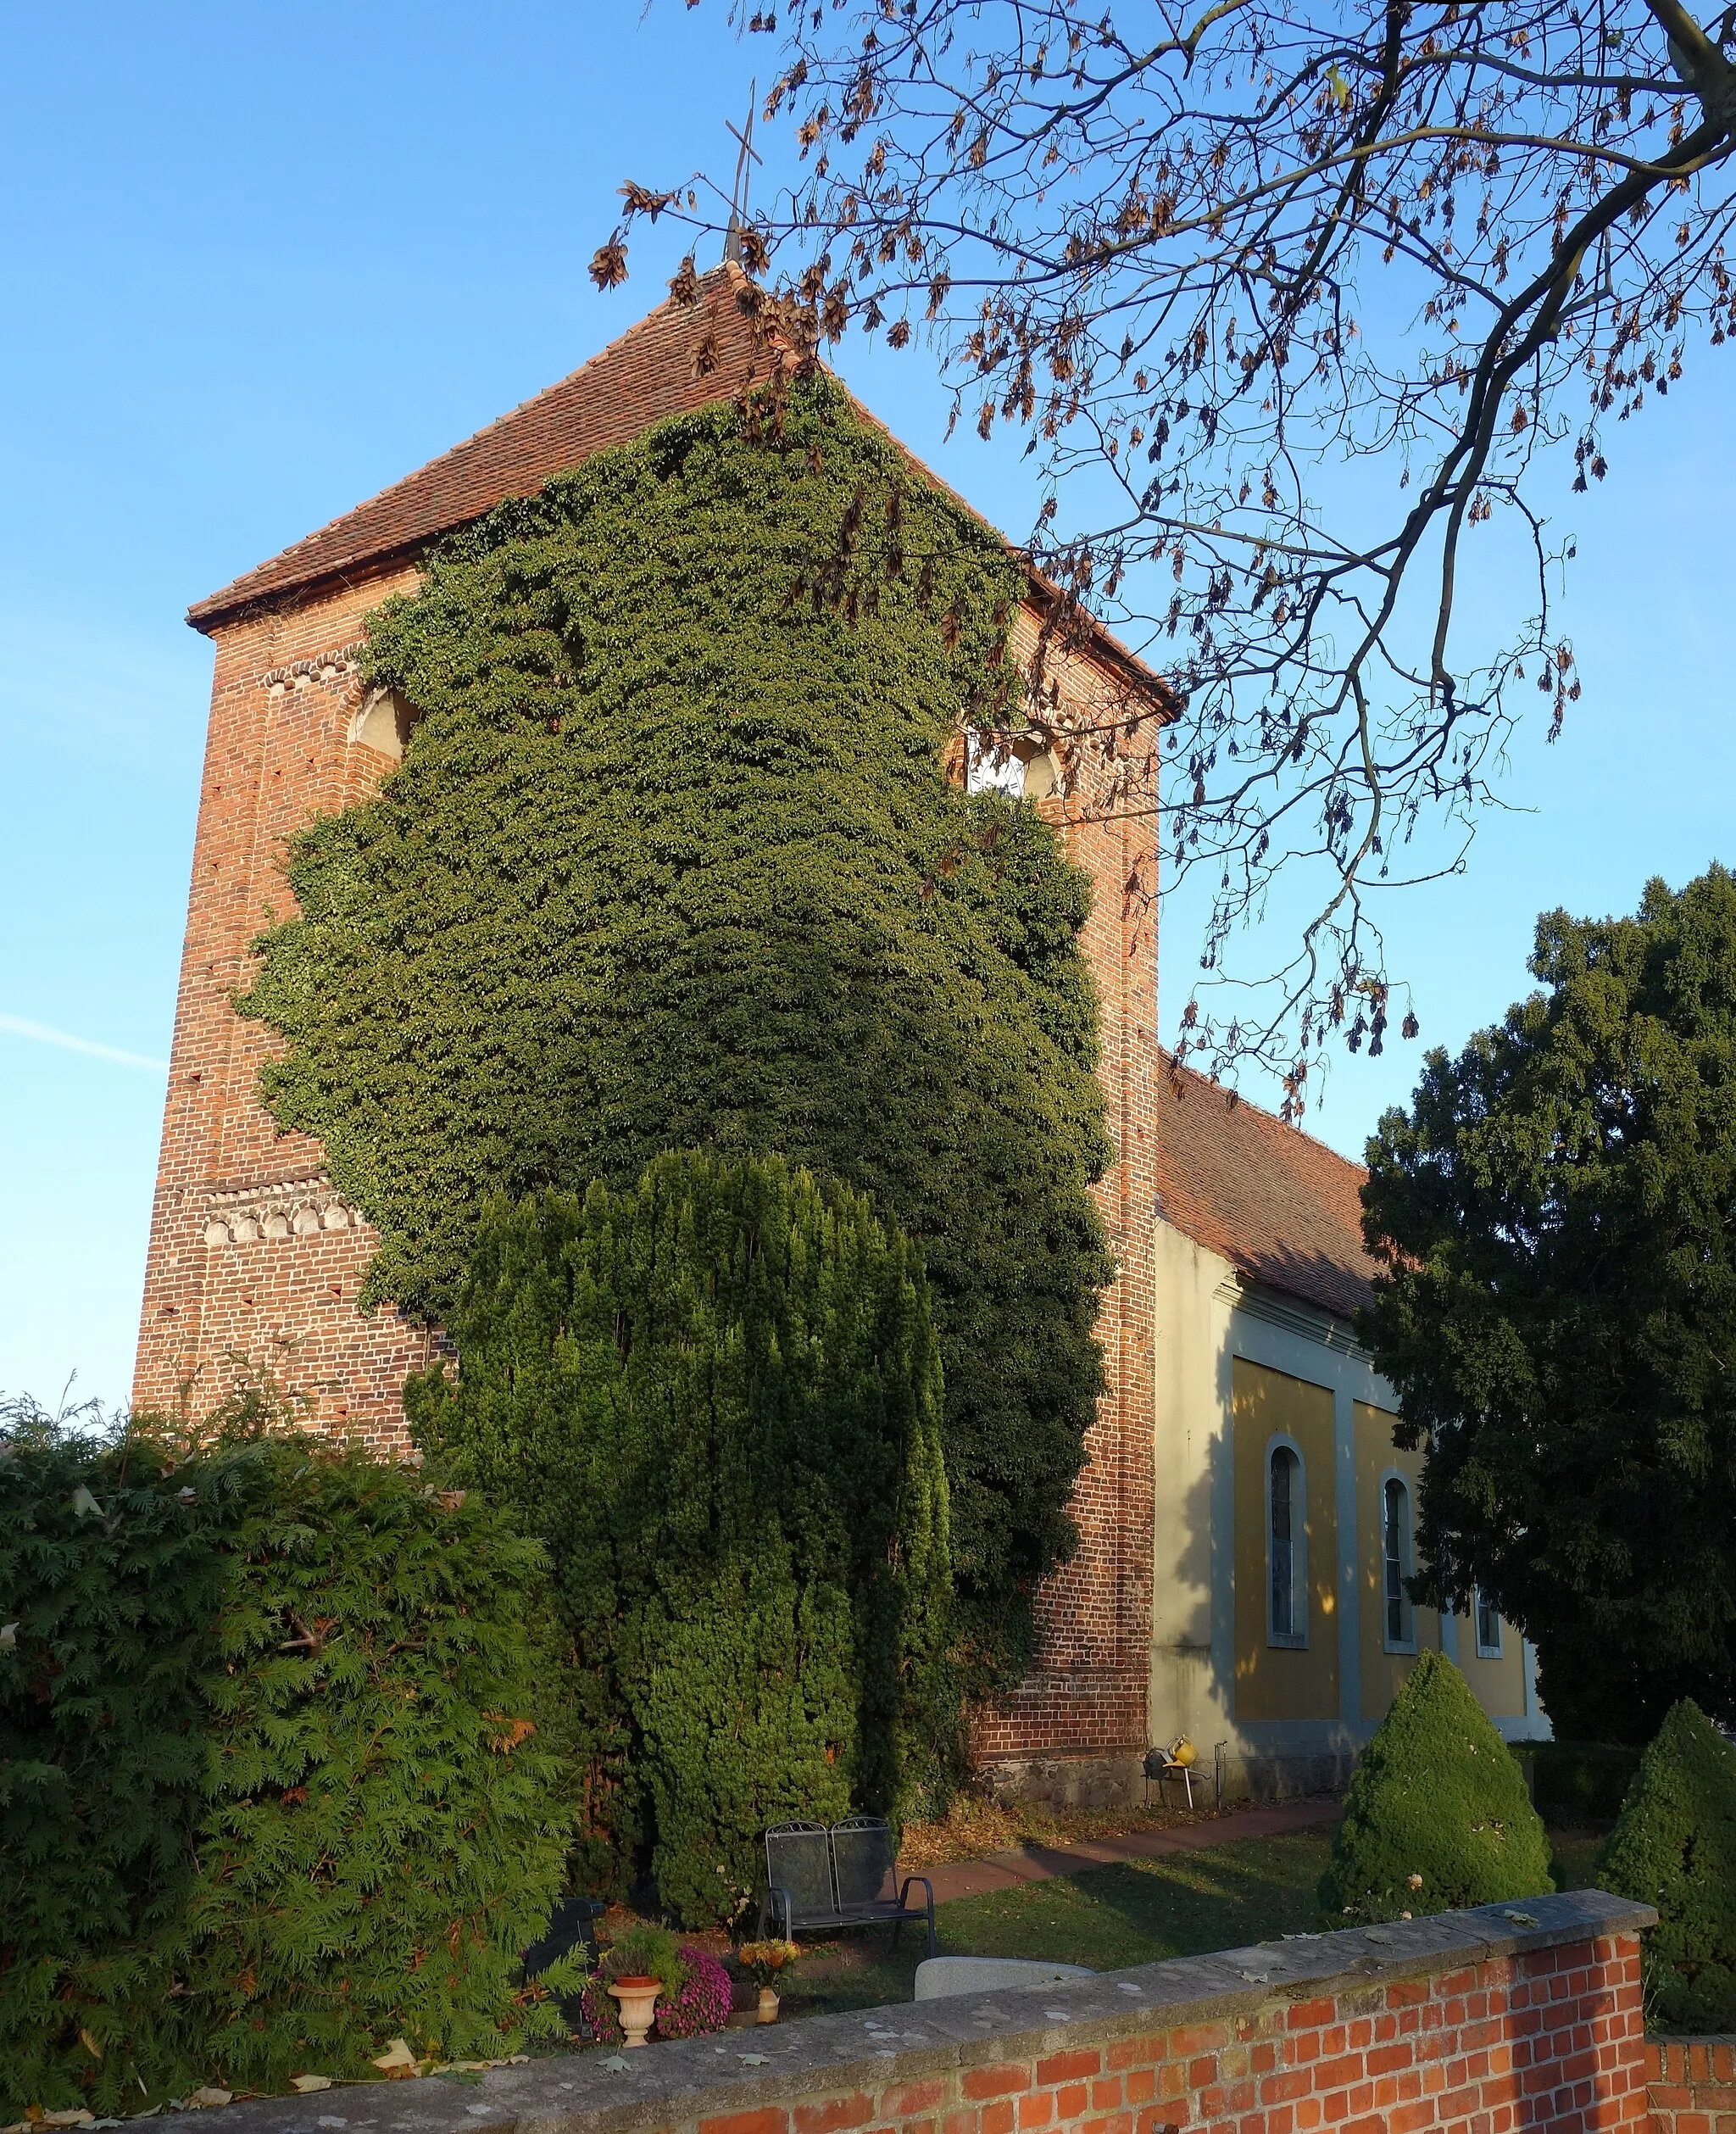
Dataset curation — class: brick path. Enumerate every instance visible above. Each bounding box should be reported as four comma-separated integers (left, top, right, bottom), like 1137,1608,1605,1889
914,1792,1343,1903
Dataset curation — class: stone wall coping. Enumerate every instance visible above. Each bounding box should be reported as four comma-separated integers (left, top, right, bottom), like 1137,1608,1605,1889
200,1888,1656,2134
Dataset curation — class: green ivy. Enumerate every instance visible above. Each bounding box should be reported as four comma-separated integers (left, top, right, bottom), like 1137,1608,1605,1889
0,1405,576,2113
241,375,1111,1686
408,1150,954,1923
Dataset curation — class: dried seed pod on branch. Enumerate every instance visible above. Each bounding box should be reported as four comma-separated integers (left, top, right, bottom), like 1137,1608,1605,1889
618,0,1736,1108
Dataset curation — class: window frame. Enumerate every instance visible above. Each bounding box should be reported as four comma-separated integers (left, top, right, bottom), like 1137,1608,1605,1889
1265,1435,1309,1651
1474,1586,1504,1659
1379,1468,1418,1655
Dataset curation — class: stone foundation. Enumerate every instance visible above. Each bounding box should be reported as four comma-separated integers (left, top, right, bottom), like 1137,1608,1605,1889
976,1749,1148,1812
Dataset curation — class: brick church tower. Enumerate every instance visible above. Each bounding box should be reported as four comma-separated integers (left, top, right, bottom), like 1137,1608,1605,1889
134,267,1171,1792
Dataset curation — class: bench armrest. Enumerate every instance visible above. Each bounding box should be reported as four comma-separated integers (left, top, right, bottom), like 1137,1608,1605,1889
896,1875,937,1960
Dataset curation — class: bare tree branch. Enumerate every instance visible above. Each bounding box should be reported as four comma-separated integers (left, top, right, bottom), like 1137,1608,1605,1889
606,0,1736,1112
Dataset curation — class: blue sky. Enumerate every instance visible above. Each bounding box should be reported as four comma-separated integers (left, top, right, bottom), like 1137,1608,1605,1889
3,2,1733,1412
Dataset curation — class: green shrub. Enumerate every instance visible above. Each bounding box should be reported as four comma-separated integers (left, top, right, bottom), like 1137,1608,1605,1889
241,375,1112,1692
1597,1699,1736,2031
408,1149,954,1925
1320,1652,1554,1922
0,1402,577,2114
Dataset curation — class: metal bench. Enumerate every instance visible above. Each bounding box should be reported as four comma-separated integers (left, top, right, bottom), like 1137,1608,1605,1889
760,1816,937,1958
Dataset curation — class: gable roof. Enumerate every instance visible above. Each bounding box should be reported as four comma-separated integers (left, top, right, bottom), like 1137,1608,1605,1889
1155,1056,1380,1323
187,267,1170,710
189,268,773,632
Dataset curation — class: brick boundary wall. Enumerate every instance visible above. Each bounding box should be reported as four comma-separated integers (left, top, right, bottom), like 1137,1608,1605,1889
191,1892,1654,2134
1646,2037,1736,2132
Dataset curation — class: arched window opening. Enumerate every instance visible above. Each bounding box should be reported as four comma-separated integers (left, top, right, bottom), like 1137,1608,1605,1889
1268,1441,1305,1647
1475,1587,1503,1658
348,686,420,762
1383,1475,1416,1652
964,727,1061,800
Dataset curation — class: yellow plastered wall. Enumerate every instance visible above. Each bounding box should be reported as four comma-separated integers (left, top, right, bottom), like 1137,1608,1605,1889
1454,1602,1527,1717
1232,1358,1338,1721
1356,1401,1443,1721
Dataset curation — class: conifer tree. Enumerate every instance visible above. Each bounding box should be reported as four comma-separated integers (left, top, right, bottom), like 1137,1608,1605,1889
1319,1652,1553,1923
1361,866,1736,1741
0,1404,576,2114
1598,1699,1736,2031
408,1150,954,1923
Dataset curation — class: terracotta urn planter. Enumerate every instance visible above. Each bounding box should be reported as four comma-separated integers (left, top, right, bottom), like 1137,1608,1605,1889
609,1975,663,2048
756,1985,780,2025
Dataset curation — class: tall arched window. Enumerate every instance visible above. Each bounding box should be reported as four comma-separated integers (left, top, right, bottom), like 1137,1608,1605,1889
1475,1587,1503,1658
1383,1474,1416,1652
1267,1441,1306,1647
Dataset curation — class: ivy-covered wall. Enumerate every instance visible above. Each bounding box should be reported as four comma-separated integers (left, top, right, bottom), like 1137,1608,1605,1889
242,376,1112,1686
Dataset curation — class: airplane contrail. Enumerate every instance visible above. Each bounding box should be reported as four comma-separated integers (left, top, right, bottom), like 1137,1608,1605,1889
0,1011,170,1074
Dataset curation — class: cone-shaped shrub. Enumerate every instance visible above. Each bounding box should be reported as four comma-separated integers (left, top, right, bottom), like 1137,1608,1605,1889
407,1149,954,1924
1319,1651,1554,1922
1597,1699,1736,2031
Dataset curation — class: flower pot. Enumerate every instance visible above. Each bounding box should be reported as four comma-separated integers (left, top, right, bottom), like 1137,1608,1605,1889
609,1975,663,2048
756,1984,780,2025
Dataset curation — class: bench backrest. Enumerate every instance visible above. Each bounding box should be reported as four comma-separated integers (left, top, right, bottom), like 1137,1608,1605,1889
831,1815,897,1908
764,1821,835,1920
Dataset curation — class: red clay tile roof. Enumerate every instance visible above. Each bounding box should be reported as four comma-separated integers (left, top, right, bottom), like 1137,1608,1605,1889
1155,1056,1379,1323
187,266,1171,711
188,269,777,631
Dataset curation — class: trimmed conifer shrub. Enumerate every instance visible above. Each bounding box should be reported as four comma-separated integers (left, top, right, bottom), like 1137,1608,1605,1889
1597,1698,1736,2031
0,1401,577,2114
407,1149,954,1923
242,374,1111,1691
1319,1651,1554,1922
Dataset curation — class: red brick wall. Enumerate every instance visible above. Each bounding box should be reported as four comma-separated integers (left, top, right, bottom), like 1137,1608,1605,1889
132,570,437,1448
135,571,1164,1762
698,1936,1648,2134
972,617,1160,1773
1646,2038,1736,2133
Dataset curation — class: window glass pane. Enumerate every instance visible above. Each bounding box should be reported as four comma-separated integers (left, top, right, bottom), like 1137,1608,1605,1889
1383,1477,1410,1646
1270,1447,1295,1639
1477,1589,1501,1654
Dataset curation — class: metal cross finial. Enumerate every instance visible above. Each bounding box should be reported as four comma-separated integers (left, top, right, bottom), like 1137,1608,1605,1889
724,81,762,268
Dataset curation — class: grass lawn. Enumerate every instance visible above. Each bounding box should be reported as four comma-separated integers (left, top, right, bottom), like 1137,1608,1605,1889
786,1828,1335,2016
782,1818,1607,2020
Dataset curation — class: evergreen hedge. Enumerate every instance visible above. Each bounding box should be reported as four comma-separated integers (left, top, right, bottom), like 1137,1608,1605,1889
0,1404,576,2114
408,1149,954,1923
242,374,1112,1690
1597,1698,1736,2031
1319,1652,1554,1922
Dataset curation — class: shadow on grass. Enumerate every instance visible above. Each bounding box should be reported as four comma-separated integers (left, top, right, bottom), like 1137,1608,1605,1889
783,1819,1600,2023
785,1829,1338,2018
